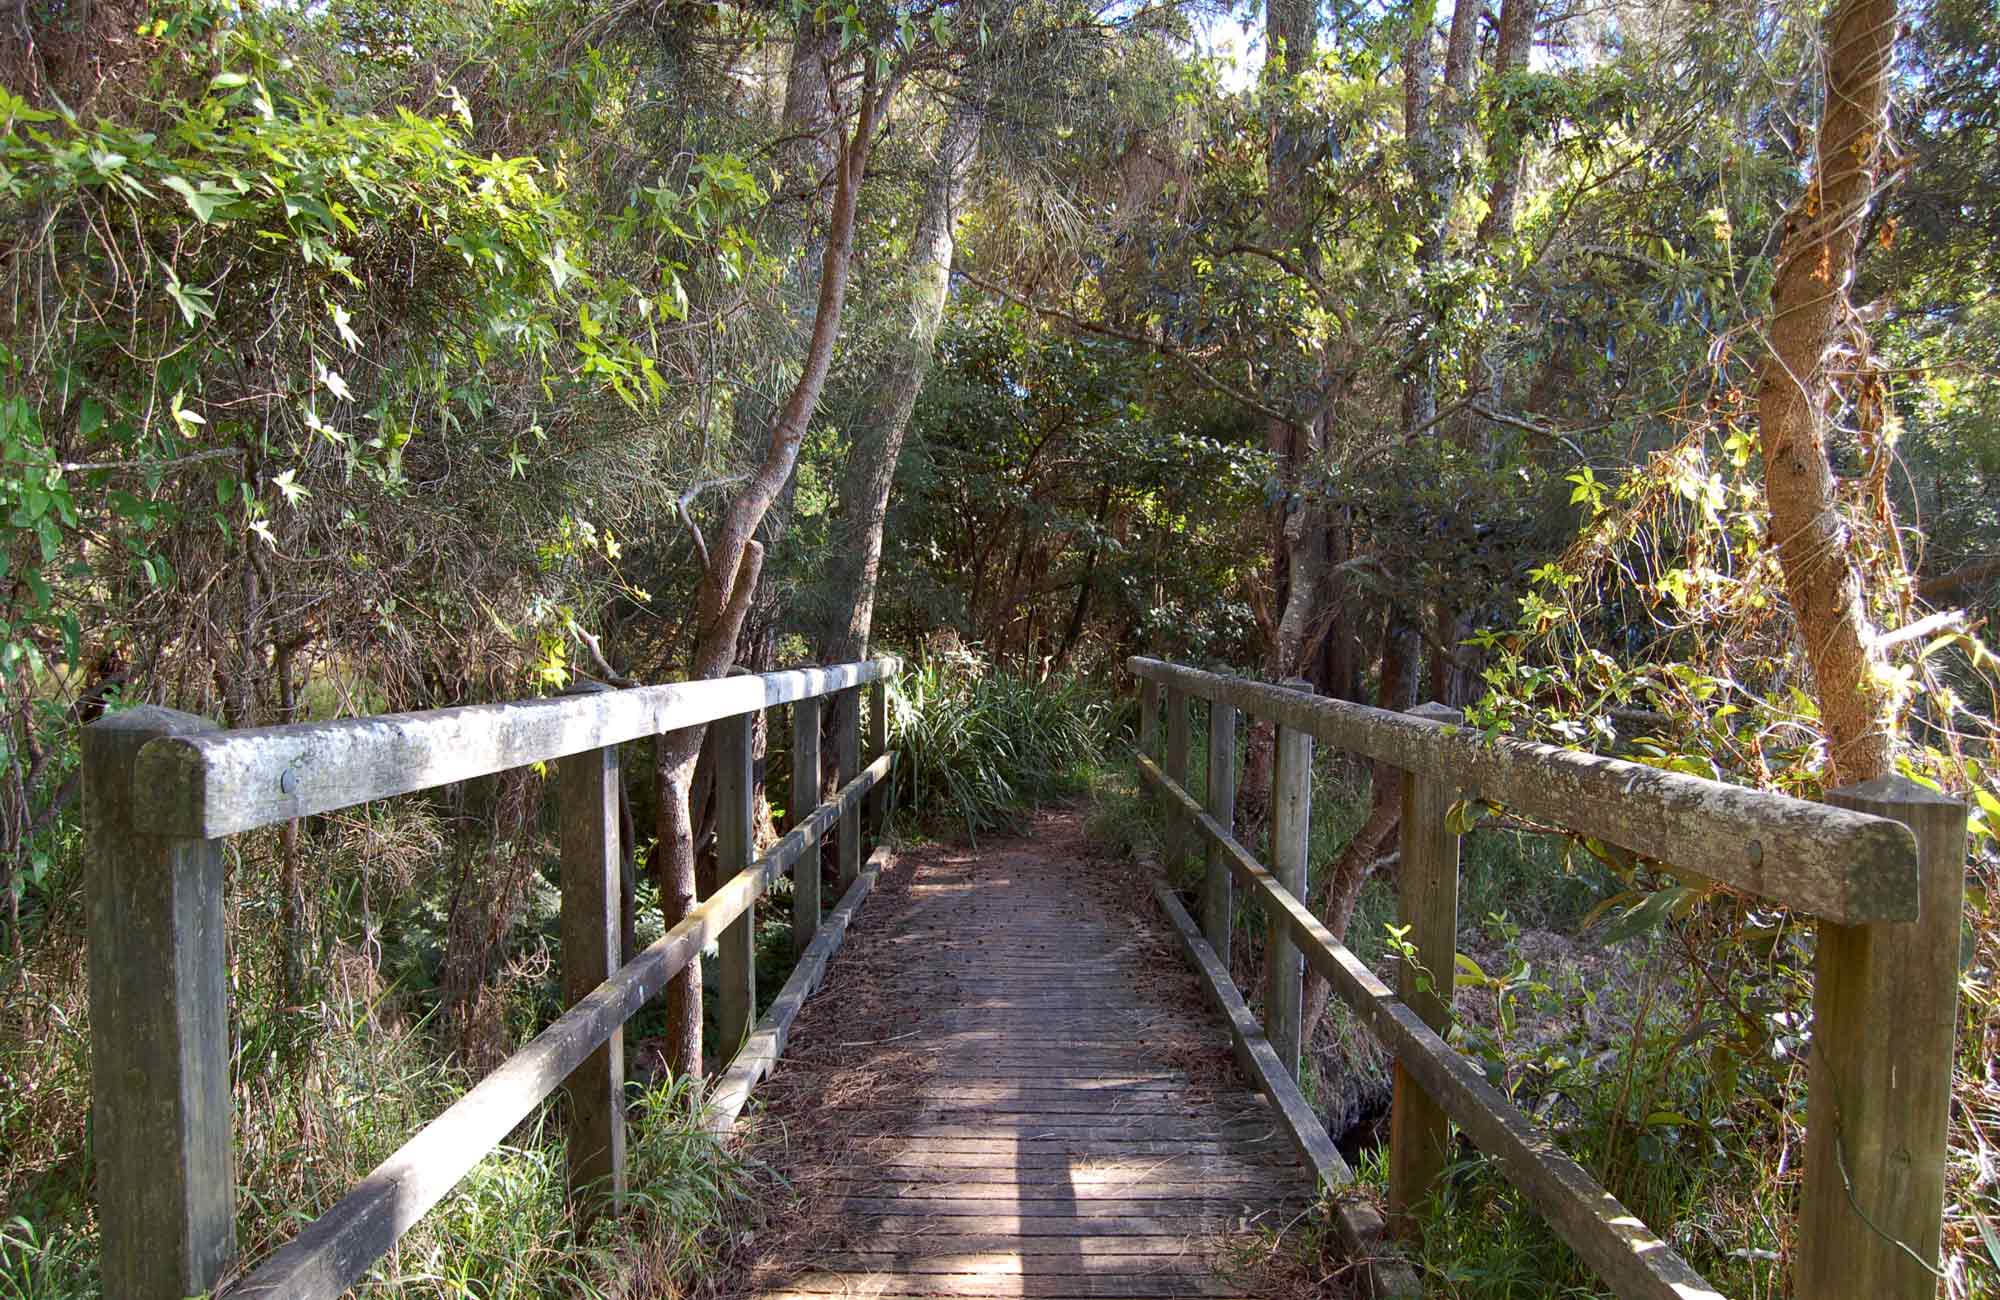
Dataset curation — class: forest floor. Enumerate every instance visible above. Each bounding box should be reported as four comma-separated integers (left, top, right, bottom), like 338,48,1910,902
715,807,1346,1299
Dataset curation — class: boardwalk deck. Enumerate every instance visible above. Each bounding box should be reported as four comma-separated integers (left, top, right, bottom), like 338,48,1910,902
734,812,1313,1300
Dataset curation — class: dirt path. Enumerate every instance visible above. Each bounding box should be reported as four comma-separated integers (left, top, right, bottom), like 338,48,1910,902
723,808,1313,1299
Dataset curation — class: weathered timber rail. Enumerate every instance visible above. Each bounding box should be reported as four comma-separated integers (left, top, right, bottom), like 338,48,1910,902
1130,656,1966,1300
86,658,900,1300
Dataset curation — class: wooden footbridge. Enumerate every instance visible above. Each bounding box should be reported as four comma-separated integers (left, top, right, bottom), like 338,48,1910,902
84,656,1966,1300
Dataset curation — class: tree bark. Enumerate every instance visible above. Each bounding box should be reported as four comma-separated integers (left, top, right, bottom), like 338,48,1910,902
1475,0,1538,246
654,45,888,1078
1756,0,1901,786
820,99,984,663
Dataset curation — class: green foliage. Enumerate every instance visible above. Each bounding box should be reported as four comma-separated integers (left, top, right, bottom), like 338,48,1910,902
891,647,1108,839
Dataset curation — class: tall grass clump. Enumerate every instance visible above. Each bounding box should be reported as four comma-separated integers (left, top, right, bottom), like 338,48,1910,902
892,648,1109,839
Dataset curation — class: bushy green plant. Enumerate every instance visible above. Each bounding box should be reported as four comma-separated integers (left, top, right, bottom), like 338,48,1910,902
891,649,1108,839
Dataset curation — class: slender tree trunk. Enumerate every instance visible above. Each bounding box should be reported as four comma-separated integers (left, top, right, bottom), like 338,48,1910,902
820,100,984,662
1756,0,1901,785
1301,616,1420,1043
1475,0,1538,246
654,46,888,1078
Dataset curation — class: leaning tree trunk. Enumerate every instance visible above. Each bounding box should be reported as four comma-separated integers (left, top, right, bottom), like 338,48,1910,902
1756,0,1901,786
654,51,887,1079
819,99,984,663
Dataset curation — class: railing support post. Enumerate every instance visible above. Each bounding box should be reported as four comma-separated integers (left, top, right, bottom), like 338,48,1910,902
1203,699,1237,958
1139,677,1161,760
1798,776,1966,1299
1267,677,1314,1076
1165,685,1192,879
836,687,862,889
792,697,822,948
715,710,757,1059
85,706,236,1300
556,690,626,1213
867,677,891,847
1387,701,1464,1237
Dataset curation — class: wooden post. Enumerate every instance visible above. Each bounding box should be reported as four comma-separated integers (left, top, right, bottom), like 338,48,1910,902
867,678,891,847
84,706,237,1300
1203,699,1237,957
791,698,823,948
1138,678,1161,760
1266,677,1314,1076
715,711,757,1061
836,688,861,890
1798,776,1966,1299
1387,701,1464,1237
556,702,626,1213
1164,685,1192,877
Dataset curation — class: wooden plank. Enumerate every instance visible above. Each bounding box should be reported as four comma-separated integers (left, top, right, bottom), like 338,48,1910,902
865,1150,1295,1173
229,757,890,1300
708,846,887,1131
785,1238,1239,1259
1137,756,1724,1300
1797,777,1967,1299
137,657,901,838
778,1251,1226,1273
828,1178,1308,1198
832,1213,1294,1237
84,707,236,1300
557,731,625,1212
757,1272,1238,1297
1128,657,1916,923
1387,702,1461,1236
1164,685,1191,879
1265,679,1312,1073
838,687,863,889
793,697,823,947
717,711,757,1057
1203,700,1235,958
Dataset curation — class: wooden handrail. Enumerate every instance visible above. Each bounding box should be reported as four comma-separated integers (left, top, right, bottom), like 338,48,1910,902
133,658,900,838
85,661,903,1300
1129,656,1915,923
1131,656,1966,1300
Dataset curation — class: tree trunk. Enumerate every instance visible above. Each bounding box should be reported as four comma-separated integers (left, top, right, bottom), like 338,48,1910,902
820,100,984,663
1475,0,1538,246
1756,0,1901,786
654,45,889,1078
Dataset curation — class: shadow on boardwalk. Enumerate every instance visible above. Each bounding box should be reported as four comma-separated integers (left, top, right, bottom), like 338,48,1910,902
718,808,1330,1300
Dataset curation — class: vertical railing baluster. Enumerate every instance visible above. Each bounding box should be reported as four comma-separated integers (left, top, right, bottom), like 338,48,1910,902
1203,698,1237,959
556,689,626,1213
867,676,890,848
85,706,236,1300
792,696,822,947
715,710,757,1059
1387,701,1464,1236
1267,677,1314,1075
1799,777,1966,1299
1165,685,1191,878
836,687,861,889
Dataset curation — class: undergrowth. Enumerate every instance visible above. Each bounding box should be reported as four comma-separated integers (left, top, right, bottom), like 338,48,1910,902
890,647,1108,840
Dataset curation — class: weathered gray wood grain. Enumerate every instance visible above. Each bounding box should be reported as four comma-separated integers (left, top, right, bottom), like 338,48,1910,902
1798,777,1966,1300
85,707,236,1300
1387,701,1461,1237
556,730,625,1213
226,754,890,1300
791,697,823,947
1203,699,1236,959
717,711,758,1059
1137,755,1724,1300
138,657,899,838
837,687,862,889
1265,679,1313,1074
1129,657,1915,922
1164,685,1192,879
